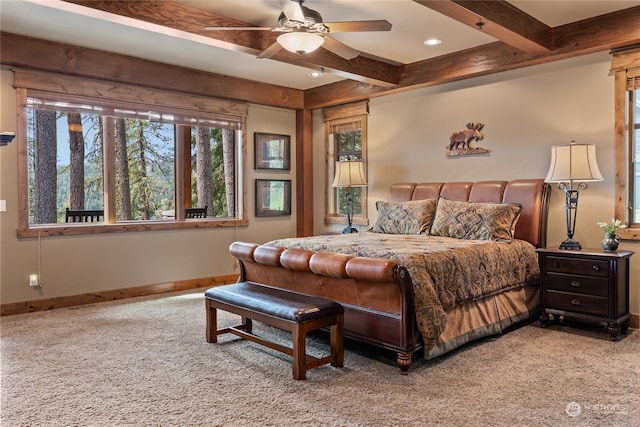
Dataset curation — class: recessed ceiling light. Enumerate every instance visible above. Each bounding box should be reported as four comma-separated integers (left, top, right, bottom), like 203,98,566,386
424,38,442,46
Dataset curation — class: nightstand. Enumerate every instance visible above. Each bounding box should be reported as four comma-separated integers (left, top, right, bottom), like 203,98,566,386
537,247,634,340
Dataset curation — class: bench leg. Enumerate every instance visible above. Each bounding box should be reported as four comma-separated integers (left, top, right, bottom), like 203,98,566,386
205,299,217,343
243,317,253,334
331,313,344,368
292,324,307,380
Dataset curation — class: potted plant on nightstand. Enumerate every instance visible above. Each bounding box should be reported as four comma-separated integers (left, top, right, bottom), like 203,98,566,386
597,219,626,251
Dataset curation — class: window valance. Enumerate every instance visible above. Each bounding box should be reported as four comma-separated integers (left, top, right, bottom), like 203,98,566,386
13,68,248,129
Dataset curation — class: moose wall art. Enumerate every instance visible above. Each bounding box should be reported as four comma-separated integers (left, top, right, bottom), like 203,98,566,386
445,122,489,157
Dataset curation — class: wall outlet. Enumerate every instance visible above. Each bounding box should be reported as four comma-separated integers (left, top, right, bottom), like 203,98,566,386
0,200,6,212
29,274,39,287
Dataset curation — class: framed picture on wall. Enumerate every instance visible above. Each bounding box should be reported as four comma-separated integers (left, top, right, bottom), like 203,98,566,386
255,179,291,217
254,132,290,170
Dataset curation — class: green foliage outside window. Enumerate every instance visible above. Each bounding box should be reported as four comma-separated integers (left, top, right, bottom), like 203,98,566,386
335,129,363,216
633,89,640,224
27,97,235,224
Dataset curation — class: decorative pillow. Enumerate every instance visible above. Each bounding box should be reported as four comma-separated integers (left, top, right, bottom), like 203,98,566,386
372,198,438,235
430,198,522,242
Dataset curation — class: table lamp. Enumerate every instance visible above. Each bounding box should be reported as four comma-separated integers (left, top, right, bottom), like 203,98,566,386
544,142,603,249
332,159,367,233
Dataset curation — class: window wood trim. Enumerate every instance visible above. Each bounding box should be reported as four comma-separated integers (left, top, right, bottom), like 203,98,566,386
14,69,249,237
14,69,249,120
322,100,368,121
612,47,640,240
323,103,369,227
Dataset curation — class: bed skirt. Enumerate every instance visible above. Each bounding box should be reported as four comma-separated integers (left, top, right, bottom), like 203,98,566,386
426,285,539,359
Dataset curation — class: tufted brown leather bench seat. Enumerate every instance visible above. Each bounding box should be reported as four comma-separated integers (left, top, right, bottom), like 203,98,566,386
205,282,344,380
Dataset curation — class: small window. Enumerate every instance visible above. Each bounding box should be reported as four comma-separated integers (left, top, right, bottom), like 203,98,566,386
323,101,368,227
189,127,237,218
27,101,105,224
114,117,175,222
631,88,640,224
612,47,640,238
333,120,365,218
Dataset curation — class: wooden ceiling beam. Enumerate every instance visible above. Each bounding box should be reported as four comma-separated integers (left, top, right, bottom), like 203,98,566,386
16,1,640,110
0,32,304,109
62,0,401,87
414,0,553,54
305,6,640,109
551,6,640,52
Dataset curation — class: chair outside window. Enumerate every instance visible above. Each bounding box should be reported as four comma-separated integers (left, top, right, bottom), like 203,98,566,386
185,206,207,219
65,208,104,223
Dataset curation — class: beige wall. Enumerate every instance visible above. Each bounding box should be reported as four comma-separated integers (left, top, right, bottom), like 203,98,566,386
315,52,639,316
0,69,297,304
2,51,639,318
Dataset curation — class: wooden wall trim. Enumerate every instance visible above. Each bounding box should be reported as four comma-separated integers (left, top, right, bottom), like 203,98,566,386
0,32,303,109
296,109,314,237
0,274,239,316
3,274,638,330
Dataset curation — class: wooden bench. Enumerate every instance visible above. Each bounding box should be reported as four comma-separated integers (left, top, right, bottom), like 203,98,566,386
205,282,344,380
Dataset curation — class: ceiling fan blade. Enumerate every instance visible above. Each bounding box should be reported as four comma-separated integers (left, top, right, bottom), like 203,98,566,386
324,20,392,33
322,36,360,60
281,0,305,23
257,42,284,59
204,26,273,31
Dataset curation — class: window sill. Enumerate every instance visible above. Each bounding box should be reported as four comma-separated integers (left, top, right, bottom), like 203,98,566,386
324,215,369,226
17,218,249,238
617,227,640,241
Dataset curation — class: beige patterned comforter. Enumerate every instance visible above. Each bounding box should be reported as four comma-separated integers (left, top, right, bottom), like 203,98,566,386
267,233,539,351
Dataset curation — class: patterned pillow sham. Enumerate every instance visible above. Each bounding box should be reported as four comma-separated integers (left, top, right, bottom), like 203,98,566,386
372,198,438,234
430,197,522,242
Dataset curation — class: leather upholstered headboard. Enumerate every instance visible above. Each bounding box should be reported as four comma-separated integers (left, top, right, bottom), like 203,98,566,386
388,179,550,247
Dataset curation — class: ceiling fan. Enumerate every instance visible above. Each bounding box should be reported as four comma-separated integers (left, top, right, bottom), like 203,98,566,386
204,0,392,60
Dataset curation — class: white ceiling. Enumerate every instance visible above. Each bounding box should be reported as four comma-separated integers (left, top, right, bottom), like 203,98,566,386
1,0,639,90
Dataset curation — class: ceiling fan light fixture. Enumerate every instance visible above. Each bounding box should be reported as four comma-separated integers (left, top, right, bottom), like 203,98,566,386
309,67,324,78
277,32,324,55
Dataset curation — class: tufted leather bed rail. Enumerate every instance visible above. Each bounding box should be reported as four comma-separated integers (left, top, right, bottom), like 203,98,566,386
230,179,550,372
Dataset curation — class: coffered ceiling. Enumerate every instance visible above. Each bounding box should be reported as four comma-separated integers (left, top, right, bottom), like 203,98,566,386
1,0,640,102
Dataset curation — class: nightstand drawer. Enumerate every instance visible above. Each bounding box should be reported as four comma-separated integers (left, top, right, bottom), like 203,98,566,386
546,290,608,317
544,256,609,277
537,247,634,340
544,273,608,297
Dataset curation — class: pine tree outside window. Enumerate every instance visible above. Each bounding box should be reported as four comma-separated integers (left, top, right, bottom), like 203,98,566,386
323,101,368,227
15,69,247,237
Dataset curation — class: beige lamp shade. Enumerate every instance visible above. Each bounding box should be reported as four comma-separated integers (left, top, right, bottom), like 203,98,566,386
277,32,324,55
332,160,367,188
545,143,604,183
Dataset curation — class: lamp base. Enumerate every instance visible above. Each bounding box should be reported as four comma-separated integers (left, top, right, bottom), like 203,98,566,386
559,238,581,250
342,226,358,234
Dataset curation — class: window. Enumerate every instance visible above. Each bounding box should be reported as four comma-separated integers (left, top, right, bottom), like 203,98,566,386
630,89,640,224
323,101,368,226
189,127,237,218
15,69,247,237
612,47,640,239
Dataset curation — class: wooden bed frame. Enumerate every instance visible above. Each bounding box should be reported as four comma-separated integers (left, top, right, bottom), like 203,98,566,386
230,179,550,372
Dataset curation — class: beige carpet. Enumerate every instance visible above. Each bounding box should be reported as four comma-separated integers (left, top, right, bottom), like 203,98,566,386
1,288,638,427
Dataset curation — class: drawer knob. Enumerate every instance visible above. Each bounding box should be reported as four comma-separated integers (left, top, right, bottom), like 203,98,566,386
570,280,582,288
592,265,600,271
570,299,581,306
